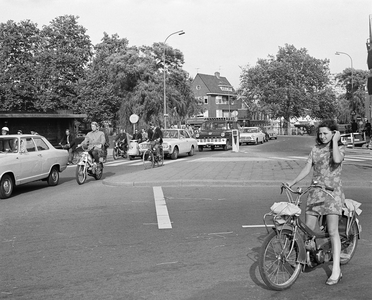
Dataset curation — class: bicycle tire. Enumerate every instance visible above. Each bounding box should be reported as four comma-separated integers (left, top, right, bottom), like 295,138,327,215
259,229,302,290
157,147,164,167
142,149,154,169
340,221,359,265
113,148,118,160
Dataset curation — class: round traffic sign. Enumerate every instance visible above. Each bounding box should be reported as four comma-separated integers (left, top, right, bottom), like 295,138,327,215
129,114,139,124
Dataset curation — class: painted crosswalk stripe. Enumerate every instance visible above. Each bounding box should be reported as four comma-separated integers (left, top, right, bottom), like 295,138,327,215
153,186,172,229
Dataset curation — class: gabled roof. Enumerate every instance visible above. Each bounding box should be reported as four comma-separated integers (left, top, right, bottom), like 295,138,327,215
195,73,236,95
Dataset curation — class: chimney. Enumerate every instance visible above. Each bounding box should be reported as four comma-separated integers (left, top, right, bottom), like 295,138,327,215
214,72,220,79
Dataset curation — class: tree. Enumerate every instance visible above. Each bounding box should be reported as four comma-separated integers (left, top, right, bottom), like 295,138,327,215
76,33,129,124
334,68,369,118
37,15,92,111
239,44,335,133
0,20,42,111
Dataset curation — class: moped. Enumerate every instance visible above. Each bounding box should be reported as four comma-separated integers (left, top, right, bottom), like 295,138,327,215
113,142,127,160
75,146,104,185
259,182,362,290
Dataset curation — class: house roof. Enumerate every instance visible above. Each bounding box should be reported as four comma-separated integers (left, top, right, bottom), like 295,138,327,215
196,73,236,96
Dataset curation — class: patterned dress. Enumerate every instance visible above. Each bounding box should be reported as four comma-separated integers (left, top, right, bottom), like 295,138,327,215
306,144,345,216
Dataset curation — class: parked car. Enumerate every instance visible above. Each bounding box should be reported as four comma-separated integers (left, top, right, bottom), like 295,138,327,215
162,129,198,159
239,127,266,145
0,134,69,199
266,129,278,140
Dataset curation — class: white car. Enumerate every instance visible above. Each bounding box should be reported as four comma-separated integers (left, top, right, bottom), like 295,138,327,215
162,129,198,159
239,127,266,145
0,134,69,199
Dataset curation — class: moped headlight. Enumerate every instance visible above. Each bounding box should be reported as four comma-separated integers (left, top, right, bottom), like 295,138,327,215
221,132,225,137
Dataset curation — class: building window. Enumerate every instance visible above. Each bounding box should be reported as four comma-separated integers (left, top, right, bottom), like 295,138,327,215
204,96,208,104
216,96,222,104
216,110,223,117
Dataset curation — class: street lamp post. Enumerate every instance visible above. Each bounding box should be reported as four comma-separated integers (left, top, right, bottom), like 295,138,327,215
163,30,185,129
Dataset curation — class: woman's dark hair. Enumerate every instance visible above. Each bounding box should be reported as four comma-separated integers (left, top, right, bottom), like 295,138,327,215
315,119,339,145
316,119,343,169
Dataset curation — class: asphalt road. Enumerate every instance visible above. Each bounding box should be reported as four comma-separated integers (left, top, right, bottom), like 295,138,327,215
1,136,371,300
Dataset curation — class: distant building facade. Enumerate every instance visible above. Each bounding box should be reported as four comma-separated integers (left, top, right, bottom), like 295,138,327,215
191,72,240,118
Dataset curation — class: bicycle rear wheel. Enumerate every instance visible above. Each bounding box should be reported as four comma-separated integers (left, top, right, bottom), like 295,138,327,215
259,229,302,290
142,150,154,169
157,147,164,167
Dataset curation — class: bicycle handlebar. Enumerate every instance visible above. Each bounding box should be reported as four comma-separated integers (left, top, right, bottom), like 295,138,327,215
281,182,334,196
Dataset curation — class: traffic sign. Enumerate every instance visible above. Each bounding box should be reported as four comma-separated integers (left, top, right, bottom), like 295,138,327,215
129,114,139,124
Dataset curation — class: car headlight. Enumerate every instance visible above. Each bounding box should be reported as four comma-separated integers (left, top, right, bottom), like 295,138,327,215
221,132,225,137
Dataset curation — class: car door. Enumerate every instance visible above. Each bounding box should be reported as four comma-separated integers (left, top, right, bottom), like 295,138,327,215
33,137,51,176
183,130,193,152
179,130,188,153
17,137,43,184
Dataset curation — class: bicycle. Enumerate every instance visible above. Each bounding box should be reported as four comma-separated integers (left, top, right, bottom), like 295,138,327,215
142,143,164,169
258,182,362,290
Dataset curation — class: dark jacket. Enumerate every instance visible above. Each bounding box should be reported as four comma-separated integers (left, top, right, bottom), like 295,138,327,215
151,127,163,144
60,133,76,150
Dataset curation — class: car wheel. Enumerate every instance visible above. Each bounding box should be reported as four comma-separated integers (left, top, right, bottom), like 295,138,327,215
0,174,14,199
47,166,59,186
222,145,228,151
188,146,195,156
171,147,179,160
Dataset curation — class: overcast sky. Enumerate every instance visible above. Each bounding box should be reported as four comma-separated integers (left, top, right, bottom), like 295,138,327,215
1,0,371,88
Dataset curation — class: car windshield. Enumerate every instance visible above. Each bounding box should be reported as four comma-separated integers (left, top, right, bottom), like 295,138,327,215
242,128,258,133
162,130,179,139
201,122,232,130
0,137,18,153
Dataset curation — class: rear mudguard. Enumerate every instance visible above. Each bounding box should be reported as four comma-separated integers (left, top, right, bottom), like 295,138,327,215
274,224,307,265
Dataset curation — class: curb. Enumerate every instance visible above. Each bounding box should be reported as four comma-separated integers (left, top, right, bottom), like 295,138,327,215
102,179,372,188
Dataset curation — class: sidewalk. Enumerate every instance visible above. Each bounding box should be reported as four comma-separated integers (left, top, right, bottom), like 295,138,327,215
103,150,372,188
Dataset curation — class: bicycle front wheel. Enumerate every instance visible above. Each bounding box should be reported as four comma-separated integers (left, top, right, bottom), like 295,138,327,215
142,150,154,169
259,229,302,290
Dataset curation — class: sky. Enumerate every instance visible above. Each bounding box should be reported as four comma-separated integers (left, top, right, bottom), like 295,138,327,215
1,0,372,89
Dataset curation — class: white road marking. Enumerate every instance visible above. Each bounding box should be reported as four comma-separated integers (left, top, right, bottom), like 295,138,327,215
153,186,172,229
242,225,274,228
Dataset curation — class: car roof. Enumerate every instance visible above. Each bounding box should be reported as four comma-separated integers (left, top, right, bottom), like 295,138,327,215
1,134,43,137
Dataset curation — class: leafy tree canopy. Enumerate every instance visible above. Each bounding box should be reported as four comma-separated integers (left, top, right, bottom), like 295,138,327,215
239,44,336,126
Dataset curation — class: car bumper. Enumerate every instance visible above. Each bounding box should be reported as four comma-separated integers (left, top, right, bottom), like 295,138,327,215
197,138,227,146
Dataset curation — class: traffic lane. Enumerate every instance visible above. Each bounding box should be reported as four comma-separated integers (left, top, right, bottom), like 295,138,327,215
0,184,162,300
1,184,371,300
162,186,372,300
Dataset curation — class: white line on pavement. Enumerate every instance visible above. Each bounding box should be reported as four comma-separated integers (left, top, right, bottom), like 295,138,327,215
153,186,172,229
242,225,275,228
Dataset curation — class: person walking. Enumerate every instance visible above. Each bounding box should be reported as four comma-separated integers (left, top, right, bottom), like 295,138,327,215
286,119,345,286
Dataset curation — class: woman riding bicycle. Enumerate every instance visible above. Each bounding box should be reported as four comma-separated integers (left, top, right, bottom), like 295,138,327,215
286,119,345,286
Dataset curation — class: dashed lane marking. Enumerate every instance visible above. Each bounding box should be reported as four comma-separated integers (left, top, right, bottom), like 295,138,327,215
153,186,172,229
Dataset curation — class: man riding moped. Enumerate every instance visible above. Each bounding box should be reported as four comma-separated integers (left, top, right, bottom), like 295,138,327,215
78,122,105,169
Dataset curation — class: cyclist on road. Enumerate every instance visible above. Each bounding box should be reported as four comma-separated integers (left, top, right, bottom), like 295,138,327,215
149,123,163,158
